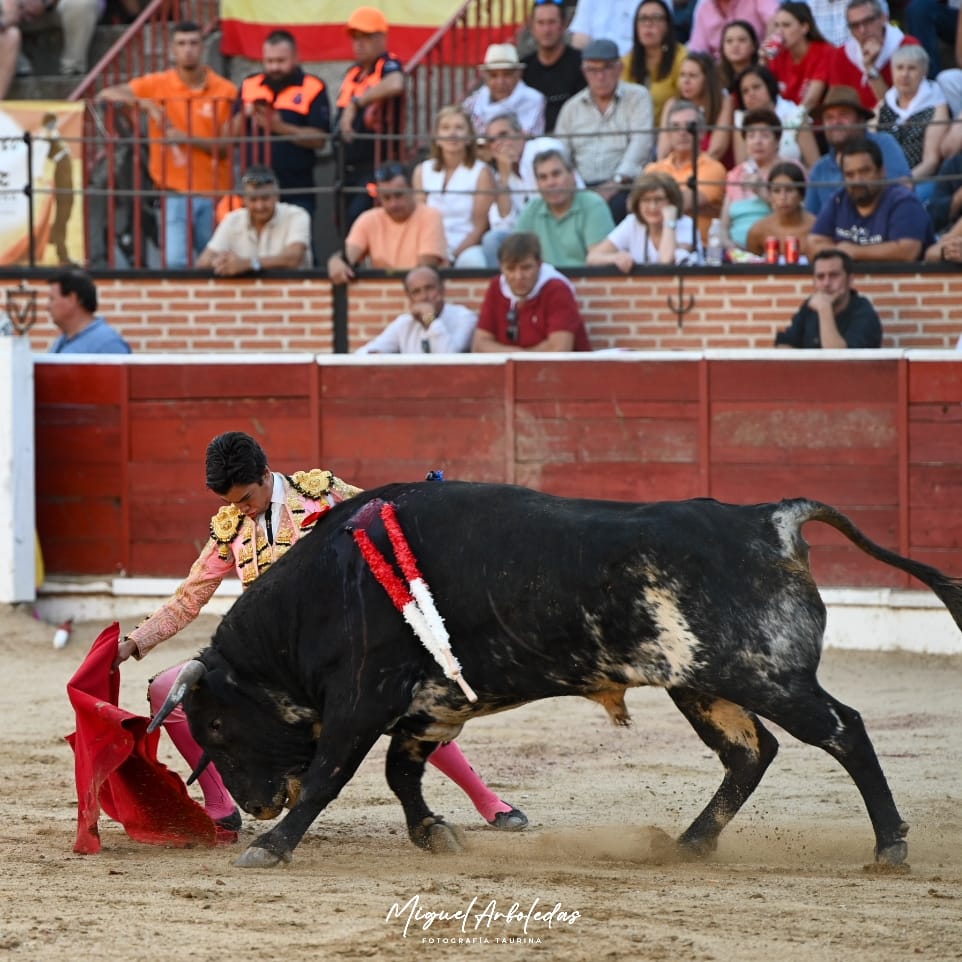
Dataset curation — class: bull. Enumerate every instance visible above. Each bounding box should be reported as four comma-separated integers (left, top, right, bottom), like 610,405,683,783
151,481,962,869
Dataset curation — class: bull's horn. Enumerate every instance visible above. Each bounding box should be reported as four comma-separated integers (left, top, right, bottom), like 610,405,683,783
145,659,207,733
186,752,211,786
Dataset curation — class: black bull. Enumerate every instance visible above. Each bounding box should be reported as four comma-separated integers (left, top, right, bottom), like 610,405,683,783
153,481,962,869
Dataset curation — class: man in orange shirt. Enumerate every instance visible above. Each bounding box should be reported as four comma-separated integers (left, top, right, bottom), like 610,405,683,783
97,21,237,269
327,162,447,284
645,100,726,244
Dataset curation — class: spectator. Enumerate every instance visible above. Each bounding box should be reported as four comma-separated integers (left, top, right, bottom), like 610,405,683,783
554,37,654,222
479,114,581,266
719,20,760,92
464,43,547,137
11,0,100,76
936,14,962,116
806,0,853,46
623,0,687,126
826,0,921,111
656,52,734,164
0,15,20,100
805,85,912,216
807,137,936,261
46,270,131,355
688,0,779,61
412,105,493,268
196,166,311,276
472,232,591,352
514,148,615,266
522,0,587,132
327,162,447,284
745,161,816,257
928,152,962,232
334,7,404,228
719,109,795,252
873,45,949,203
587,171,699,268
775,248,882,347
235,30,330,219
97,21,237,269
924,212,962,261
905,0,959,77
732,64,818,166
763,1,833,114
569,0,655,56
356,267,476,354
646,100,727,242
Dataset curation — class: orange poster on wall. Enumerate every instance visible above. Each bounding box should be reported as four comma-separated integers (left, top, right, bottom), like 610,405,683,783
0,101,85,267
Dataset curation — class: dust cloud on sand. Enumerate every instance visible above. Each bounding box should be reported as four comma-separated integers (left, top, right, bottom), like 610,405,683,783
1,606,961,962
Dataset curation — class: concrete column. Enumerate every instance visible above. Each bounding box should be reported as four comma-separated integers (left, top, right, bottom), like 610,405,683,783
0,336,35,603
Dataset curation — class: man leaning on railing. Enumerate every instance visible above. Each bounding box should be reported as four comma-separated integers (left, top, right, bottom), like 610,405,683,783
96,20,237,270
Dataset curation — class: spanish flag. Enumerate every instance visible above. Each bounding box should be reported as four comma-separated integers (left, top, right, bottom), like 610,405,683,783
220,0,519,64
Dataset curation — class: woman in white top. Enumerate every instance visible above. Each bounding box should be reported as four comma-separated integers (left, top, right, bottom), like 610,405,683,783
587,171,699,269
413,105,494,268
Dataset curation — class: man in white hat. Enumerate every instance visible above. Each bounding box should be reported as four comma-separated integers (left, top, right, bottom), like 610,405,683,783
463,42,547,137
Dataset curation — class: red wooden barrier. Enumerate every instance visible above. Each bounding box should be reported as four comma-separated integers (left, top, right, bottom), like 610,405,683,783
33,356,962,588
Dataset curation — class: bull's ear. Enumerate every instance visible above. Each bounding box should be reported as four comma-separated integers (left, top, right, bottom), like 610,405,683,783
146,659,207,733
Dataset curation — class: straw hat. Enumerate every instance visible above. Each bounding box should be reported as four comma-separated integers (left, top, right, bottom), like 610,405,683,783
480,43,523,71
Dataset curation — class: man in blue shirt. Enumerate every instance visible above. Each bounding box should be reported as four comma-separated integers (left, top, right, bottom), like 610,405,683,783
805,86,912,218
808,138,935,262
47,270,131,354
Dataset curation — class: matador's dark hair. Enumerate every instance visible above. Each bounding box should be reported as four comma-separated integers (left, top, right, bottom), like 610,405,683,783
205,432,269,494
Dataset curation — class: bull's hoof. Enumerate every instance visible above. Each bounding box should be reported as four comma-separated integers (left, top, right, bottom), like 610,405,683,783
232,844,293,868
676,833,718,861
866,837,910,874
410,816,465,854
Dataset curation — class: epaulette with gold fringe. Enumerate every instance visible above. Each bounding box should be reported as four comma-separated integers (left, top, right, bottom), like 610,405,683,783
210,504,244,548
289,469,334,500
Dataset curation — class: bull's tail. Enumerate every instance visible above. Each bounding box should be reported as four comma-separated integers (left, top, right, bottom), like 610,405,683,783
794,499,962,632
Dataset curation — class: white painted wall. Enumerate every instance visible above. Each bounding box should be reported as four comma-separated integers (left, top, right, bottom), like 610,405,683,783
0,337,35,603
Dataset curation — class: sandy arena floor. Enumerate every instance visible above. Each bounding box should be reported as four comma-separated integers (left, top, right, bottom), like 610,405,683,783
1,606,961,962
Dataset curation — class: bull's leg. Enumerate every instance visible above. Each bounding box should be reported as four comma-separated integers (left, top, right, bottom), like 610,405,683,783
668,687,780,857
754,683,909,866
385,735,464,854
234,723,383,869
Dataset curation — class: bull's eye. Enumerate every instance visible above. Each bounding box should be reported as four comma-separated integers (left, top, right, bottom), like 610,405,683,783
209,718,222,734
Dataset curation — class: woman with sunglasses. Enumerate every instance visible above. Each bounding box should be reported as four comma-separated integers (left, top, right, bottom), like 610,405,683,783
413,105,494,268
623,0,687,130
587,171,699,268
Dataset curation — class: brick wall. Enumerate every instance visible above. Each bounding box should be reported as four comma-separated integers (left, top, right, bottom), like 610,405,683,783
8,267,962,354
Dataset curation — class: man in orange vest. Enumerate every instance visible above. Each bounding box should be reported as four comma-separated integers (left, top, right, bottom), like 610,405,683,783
233,30,330,217
335,7,405,229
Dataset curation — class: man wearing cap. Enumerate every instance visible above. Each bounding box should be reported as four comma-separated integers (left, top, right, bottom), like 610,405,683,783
826,0,920,110
335,6,405,229
233,30,330,218
521,0,586,132
464,43,547,137
554,38,654,222
805,85,911,217
327,163,447,284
